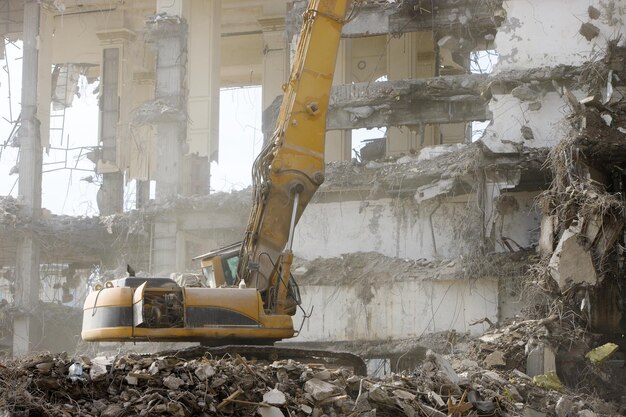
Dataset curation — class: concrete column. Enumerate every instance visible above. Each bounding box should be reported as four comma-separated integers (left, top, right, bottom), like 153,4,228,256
152,219,178,275
186,0,221,167
326,39,352,162
13,0,42,356
98,47,124,215
259,17,287,114
149,1,190,275
386,32,436,155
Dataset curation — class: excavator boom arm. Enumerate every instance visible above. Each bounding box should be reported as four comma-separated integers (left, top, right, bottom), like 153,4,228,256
238,0,351,309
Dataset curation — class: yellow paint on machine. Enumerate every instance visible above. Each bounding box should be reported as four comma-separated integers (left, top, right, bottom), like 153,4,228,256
82,286,294,341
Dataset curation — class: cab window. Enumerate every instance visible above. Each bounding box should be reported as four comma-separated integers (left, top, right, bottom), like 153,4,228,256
202,265,216,288
222,254,239,286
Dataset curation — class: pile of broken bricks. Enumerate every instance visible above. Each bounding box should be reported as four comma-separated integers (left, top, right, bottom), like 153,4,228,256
0,336,623,417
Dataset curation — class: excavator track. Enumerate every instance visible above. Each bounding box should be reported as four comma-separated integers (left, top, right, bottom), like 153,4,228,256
156,345,367,376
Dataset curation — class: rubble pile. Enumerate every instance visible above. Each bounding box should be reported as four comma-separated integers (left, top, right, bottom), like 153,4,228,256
1,341,622,417
469,316,626,403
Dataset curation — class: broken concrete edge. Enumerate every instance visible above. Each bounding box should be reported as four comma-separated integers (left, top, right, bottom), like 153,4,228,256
318,142,548,199
0,140,547,231
99,188,252,228
287,0,505,40
292,250,533,288
263,51,626,136
130,98,188,126
144,13,188,39
540,105,626,293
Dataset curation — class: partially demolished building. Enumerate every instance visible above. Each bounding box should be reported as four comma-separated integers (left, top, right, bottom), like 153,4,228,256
0,0,625,387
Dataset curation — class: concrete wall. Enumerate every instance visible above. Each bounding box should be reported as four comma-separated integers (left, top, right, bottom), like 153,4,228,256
294,190,540,261
293,197,472,261
481,92,574,152
482,0,625,154
294,277,497,342
496,0,625,71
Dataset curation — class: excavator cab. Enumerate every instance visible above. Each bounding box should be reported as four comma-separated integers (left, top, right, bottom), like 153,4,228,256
196,242,302,316
197,243,241,288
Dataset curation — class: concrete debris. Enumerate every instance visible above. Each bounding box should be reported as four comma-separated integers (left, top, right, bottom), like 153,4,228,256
526,343,556,378
479,333,504,343
194,363,216,380
600,113,613,126
437,35,460,51
414,178,457,203
321,141,545,202
588,6,601,20
484,350,506,368
263,388,287,405
512,84,540,102
548,225,597,290
579,23,600,41
532,371,563,392
88,360,108,381
425,350,460,385
538,215,555,257
257,405,284,417
304,377,344,401
585,343,618,364
416,143,466,163
163,374,185,390
555,396,573,417
131,98,187,126
520,125,535,141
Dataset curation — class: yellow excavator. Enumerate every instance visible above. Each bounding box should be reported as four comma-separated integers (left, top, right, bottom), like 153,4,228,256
81,0,364,372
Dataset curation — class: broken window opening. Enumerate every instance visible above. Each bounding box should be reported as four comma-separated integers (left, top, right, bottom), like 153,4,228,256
352,127,386,162
50,70,99,147
470,50,498,75
211,86,262,193
469,50,498,141
124,178,137,212
0,263,90,308
149,180,156,200
472,121,491,142
0,40,22,197
366,358,391,378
